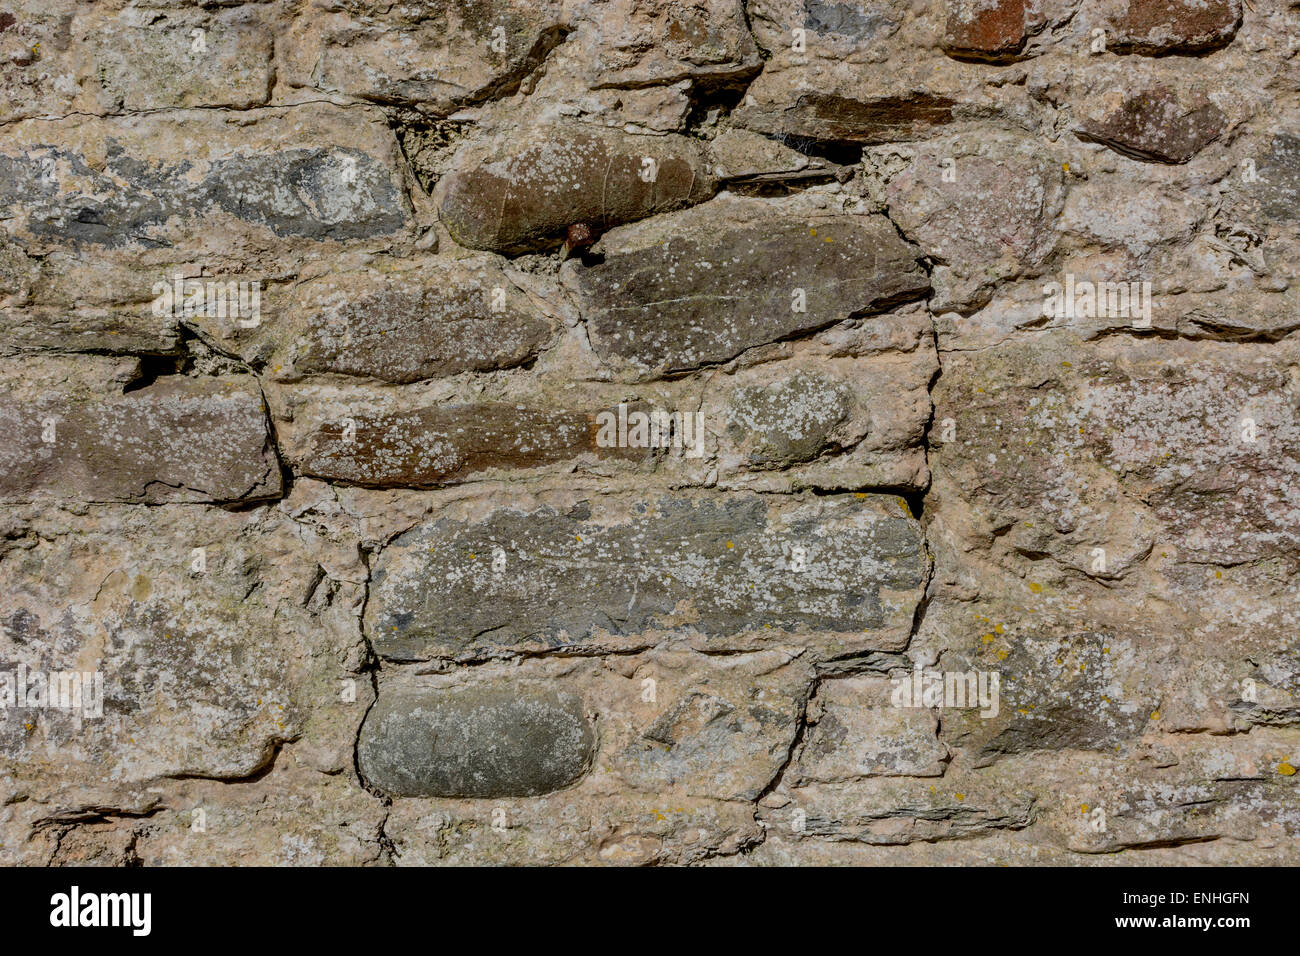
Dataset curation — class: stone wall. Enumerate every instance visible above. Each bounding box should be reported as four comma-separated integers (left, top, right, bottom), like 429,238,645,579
1,0,1297,865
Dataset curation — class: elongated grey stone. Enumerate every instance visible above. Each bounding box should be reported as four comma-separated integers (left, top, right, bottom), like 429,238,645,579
365,493,927,661
357,688,596,798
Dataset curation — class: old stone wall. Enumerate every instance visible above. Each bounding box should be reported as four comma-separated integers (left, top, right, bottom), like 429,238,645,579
1,0,1297,865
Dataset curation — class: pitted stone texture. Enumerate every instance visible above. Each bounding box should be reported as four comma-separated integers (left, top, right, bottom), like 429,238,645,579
0,502,370,795
365,492,927,662
567,195,929,376
79,6,273,111
0,252,184,355
792,677,949,782
358,687,596,798
1025,738,1300,853
438,124,716,253
883,136,1067,311
931,336,1300,570
382,792,763,865
0,356,280,504
763,771,1037,845
708,352,936,492
945,633,1155,766
1075,85,1227,164
0,106,411,257
1226,132,1300,230
282,0,569,115
278,259,555,384
570,0,761,89
290,402,634,489
1102,0,1241,55
0,0,78,124
128,773,387,866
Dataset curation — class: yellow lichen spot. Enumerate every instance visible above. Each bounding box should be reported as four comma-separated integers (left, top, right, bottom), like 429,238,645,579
855,492,868,498
824,237,833,243
1080,804,1089,813
809,228,817,237
995,648,1008,660
994,624,1005,634
574,535,582,542
1079,663,1086,672
469,553,476,560
1278,761,1296,776
954,793,965,801
1061,361,1072,368
726,541,734,549
1063,163,1070,172
1150,709,1161,721
1215,570,1222,579
981,633,995,644
1028,582,1043,594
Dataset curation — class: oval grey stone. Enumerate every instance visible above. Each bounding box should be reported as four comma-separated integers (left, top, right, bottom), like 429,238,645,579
357,688,596,798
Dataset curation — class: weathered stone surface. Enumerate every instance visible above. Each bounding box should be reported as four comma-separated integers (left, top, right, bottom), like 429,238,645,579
793,677,949,781
281,260,555,383
573,0,761,89
438,124,716,252
365,493,927,661
1075,85,1227,164
884,136,1067,310
765,773,1037,844
0,0,78,124
735,92,958,145
708,351,936,492
0,0,1296,870
292,403,630,488
0,356,280,503
1104,0,1241,55
0,501,370,793
942,0,1034,62
282,0,569,114
79,6,274,111
358,687,596,798
1227,132,1300,228
569,195,930,375
934,337,1300,567
0,106,411,256
382,791,763,865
